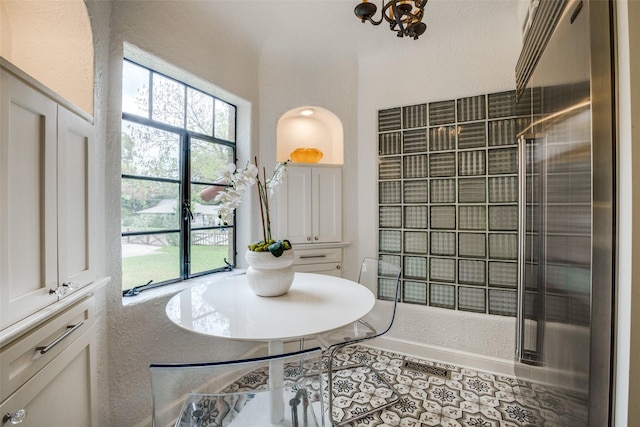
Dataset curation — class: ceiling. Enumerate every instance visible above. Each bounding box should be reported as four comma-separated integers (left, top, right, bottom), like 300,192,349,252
176,0,524,59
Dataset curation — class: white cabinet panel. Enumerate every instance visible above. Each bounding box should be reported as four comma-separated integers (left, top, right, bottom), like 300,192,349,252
57,106,95,289
313,167,342,243
1,61,95,330
0,325,97,426
276,165,342,245
0,69,59,328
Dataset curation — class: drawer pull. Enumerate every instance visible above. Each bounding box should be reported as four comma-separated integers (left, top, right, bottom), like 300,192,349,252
3,409,27,424
299,254,328,259
35,321,84,354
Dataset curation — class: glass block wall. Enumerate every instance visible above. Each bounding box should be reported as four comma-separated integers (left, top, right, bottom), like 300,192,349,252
377,91,530,316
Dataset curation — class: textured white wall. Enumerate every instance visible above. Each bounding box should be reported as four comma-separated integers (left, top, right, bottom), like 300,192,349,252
0,0,94,114
99,2,266,425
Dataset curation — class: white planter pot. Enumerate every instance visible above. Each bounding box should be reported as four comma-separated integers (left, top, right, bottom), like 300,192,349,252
245,249,294,297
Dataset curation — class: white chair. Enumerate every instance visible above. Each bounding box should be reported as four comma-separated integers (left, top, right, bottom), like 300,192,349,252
150,347,325,427
316,257,402,426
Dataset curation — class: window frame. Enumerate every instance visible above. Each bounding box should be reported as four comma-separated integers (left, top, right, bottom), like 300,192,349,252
120,59,238,295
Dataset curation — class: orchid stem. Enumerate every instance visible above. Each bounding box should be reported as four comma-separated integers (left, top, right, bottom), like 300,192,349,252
254,156,268,243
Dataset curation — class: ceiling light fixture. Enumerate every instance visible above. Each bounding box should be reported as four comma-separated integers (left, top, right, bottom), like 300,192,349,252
354,0,428,40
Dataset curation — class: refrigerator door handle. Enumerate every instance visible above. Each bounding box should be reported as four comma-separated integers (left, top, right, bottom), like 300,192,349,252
516,135,527,362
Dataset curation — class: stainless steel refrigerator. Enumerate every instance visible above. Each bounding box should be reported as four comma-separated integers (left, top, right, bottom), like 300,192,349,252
515,0,615,425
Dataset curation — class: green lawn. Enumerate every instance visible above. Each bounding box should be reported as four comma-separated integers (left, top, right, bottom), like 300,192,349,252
122,245,232,290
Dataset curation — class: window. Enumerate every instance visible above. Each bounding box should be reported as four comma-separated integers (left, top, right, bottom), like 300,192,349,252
121,59,237,294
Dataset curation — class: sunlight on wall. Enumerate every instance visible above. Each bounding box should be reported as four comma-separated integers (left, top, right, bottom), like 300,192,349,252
0,0,94,115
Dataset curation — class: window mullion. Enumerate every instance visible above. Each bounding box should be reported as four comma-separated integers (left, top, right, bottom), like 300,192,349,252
181,133,191,279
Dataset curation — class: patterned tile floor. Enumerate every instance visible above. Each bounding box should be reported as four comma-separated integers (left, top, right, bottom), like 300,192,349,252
323,345,588,427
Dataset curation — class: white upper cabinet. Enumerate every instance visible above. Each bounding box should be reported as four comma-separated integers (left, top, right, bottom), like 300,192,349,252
0,61,95,330
276,165,342,245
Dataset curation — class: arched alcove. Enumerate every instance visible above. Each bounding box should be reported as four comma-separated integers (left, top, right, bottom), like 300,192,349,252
277,106,344,165
0,0,94,115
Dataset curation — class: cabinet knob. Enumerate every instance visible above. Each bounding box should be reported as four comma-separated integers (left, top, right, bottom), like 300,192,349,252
306,236,311,241
3,409,27,424
314,236,319,241
336,265,341,270
48,282,77,296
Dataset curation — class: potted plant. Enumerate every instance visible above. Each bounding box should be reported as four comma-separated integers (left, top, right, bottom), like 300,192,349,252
212,157,294,296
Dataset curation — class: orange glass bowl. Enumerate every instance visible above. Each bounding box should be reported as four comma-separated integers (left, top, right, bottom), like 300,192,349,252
290,147,324,163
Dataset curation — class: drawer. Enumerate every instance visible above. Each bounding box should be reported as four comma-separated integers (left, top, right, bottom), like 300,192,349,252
293,262,342,277
0,297,94,402
292,248,342,265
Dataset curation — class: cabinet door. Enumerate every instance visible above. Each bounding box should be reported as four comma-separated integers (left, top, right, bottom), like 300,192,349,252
312,167,342,243
280,167,313,244
57,106,95,291
0,327,97,426
0,70,59,329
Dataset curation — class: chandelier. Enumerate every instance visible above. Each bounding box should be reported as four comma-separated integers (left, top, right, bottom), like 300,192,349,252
354,0,428,40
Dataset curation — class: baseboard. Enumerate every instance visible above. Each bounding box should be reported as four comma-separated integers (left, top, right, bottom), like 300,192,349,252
367,336,518,377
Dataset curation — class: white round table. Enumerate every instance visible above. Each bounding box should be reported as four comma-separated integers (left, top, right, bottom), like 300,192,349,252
166,272,376,342
166,272,376,425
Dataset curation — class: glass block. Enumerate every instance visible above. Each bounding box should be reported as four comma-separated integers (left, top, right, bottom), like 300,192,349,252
404,256,428,280
488,147,518,175
489,289,517,316
429,152,456,177
403,129,428,153
489,262,518,288
379,107,401,131
404,206,428,229
403,180,428,204
378,277,398,301
488,119,517,146
379,206,402,228
379,230,402,253
458,259,485,285
457,122,486,149
489,176,518,202
430,179,456,203
379,157,401,179
380,254,402,270
458,178,486,203
404,231,428,254
488,91,516,119
457,95,486,122
458,150,486,176
489,206,518,231
430,232,456,256
459,233,486,258
379,181,402,204
429,283,455,308
459,287,486,313
403,281,427,304
429,100,455,125
403,104,428,129
430,258,456,282
379,132,402,155
430,206,456,229
429,126,456,151
404,154,428,178
459,206,486,230
488,233,518,259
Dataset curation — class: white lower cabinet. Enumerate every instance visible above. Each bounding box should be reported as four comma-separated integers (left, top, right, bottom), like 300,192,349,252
292,247,343,277
0,297,97,426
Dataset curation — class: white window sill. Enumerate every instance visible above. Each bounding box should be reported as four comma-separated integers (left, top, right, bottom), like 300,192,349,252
122,269,247,307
